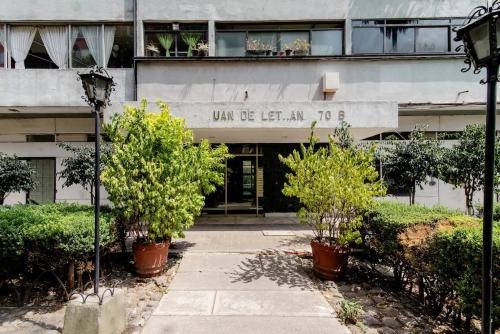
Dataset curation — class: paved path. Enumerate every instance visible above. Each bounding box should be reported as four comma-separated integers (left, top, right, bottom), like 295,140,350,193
141,224,349,334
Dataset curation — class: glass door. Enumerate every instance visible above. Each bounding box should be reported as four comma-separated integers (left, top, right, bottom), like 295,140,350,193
202,144,263,215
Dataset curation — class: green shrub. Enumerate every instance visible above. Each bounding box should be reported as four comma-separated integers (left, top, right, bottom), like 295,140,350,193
365,201,499,329
0,203,116,261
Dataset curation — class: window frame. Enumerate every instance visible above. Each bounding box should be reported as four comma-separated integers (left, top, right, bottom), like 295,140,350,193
2,22,133,69
143,23,208,57
215,23,345,57
351,18,465,55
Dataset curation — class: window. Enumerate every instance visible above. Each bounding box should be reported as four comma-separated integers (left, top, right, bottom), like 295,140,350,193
26,158,55,204
352,18,464,54
3,23,133,69
216,32,246,56
8,25,69,69
144,23,208,57
215,22,344,57
107,25,134,68
23,30,58,69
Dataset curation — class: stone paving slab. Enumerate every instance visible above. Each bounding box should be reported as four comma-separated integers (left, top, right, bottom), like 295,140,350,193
177,252,255,272
168,271,313,291
141,315,349,334
213,290,334,317
153,291,216,316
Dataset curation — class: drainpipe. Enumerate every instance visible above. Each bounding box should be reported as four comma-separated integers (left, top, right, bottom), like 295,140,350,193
133,0,138,101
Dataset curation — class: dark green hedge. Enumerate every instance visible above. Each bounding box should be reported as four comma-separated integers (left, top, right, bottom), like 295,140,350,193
365,201,499,329
0,203,116,263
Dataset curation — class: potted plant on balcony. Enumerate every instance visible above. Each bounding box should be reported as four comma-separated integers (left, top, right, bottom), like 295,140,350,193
146,43,161,57
102,100,229,277
246,39,268,56
292,38,311,56
156,34,174,57
181,32,203,57
196,42,209,57
283,44,293,56
280,123,385,280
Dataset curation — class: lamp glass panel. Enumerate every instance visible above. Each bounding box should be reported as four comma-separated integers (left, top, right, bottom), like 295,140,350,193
469,21,490,61
94,77,109,104
82,77,95,100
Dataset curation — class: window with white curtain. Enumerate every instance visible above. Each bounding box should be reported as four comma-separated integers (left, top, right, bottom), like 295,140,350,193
71,25,100,68
4,23,133,69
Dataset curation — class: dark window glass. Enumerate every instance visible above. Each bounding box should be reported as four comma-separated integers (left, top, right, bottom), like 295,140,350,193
416,27,448,52
72,25,99,68
352,27,384,53
26,159,55,204
385,27,415,53
144,23,208,57
24,31,57,69
107,25,134,68
26,134,55,142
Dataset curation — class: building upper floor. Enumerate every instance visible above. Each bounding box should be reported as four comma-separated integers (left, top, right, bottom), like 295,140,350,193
0,0,489,109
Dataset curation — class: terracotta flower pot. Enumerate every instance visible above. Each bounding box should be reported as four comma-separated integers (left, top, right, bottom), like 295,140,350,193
310,240,348,280
132,241,169,278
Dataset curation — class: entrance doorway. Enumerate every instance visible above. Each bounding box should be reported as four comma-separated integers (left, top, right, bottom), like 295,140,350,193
203,144,263,215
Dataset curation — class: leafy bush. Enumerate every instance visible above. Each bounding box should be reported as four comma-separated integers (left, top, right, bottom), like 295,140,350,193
102,100,229,242
0,203,116,262
365,201,499,329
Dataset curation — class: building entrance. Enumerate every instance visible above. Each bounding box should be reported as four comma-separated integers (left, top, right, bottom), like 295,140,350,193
203,144,263,215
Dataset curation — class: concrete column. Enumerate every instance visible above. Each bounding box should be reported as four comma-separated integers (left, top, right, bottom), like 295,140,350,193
344,18,352,55
136,20,144,57
208,20,216,56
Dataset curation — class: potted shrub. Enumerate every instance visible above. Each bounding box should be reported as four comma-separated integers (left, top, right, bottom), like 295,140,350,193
246,39,268,56
102,100,229,277
196,42,209,57
146,43,161,57
283,44,293,56
292,38,311,56
156,33,174,57
181,32,202,57
280,123,386,280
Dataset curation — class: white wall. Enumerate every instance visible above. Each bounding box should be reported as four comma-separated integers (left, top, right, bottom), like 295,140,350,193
137,58,483,104
0,69,134,107
0,142,109,205
0,0,133,21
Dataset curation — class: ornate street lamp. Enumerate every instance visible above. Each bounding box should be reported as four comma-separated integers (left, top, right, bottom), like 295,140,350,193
455,2,500,333
78,66,115,295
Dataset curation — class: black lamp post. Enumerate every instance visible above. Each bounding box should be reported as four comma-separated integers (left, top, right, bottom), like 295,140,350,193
78,67,115,294
455,2,500,333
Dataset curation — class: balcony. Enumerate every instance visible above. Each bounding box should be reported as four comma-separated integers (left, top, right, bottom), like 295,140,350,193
0,68,134,109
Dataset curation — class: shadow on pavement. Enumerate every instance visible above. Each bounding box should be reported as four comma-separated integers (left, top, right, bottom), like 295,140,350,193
229,251,316,291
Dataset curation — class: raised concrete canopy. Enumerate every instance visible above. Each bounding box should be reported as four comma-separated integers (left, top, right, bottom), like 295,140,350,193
109,101,398,142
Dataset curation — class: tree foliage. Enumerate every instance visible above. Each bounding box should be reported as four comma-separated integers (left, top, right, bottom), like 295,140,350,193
58,143,112,204
381,126,440,205
101,100,229,241
0,153,37,205
280,124,386,247
439,124,499,214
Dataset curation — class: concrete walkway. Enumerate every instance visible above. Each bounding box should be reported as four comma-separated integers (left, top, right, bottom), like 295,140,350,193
141,223,349,334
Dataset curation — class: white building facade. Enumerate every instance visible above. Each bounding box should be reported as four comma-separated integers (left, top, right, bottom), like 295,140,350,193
0,0,491,213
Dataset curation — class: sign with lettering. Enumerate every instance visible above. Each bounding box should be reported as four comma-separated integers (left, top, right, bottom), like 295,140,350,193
136,101,398,129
